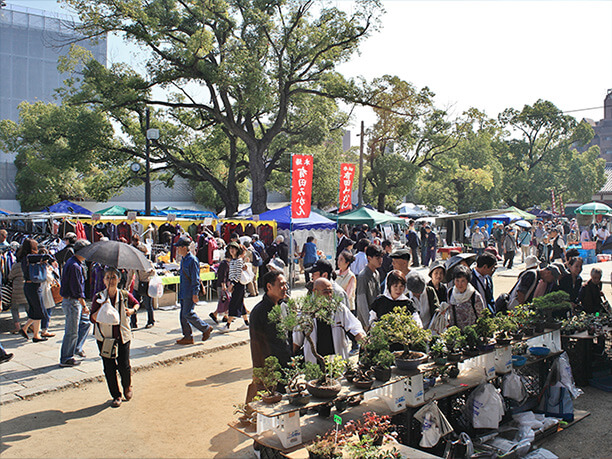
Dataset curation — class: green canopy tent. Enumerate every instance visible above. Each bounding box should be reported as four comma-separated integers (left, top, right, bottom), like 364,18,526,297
337,207,406,227
96,205,129,216
503,206,536,221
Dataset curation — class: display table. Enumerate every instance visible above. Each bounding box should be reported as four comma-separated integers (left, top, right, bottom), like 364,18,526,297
231,330,573,456
561,326,611,386
158,271,217,305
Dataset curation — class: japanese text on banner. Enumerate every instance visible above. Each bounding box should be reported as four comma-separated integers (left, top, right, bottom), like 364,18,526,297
338,163,355,213
291,155,313,218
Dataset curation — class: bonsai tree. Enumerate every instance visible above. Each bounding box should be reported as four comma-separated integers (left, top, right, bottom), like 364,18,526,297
373,349,395,370
371,306,431,358
508,304,537,331
475,310,497,345
303,355,346,387
493,312,518,339
463,325,479,350
270,292,344,380
531,291,572,321
282,356,306,394
429,336,448,362
442,326,466,353
252,356,282,397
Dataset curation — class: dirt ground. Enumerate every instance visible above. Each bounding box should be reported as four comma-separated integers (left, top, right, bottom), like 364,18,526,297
1,274,612,458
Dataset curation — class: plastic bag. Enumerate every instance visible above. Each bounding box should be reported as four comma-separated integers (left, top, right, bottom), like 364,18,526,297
429,302,450,334
558,352,583,399
414,401,454,448
96,300,120,325
148,274,164,298
467,383,504,429
503,370,527,403
240,264,254,285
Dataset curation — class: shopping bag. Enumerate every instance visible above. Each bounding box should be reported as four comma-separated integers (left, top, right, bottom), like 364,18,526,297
557,352,583,399
240,264,254,285
414,401,454,448
429,302,450,334
538,383,574,421
467,383,505,429
96,300,120,325
503,370,527,403
148,275,164,298
28,262,47,283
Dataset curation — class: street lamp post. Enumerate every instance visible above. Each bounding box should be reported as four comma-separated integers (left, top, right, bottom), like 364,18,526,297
145,108,159,217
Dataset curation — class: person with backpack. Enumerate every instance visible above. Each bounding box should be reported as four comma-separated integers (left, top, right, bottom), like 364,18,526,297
447,265,484,329
300,236,318,283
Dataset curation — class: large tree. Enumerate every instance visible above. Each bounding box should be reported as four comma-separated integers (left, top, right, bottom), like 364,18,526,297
64,0,382,214
417,109,503,213
0,101,129,210
497,99,605,208
364,75,464,211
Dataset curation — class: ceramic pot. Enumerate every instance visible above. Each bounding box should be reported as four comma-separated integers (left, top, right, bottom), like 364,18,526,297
262,392,282,404
306,379,342,399
373,366,392,382
394,351,428,370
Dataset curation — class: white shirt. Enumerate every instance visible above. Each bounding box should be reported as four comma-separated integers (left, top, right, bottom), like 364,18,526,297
408,291,431,329
350,251,368,276
597,228,610,242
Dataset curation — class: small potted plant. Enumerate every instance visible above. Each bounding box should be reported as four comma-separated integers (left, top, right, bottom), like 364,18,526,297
475,310,497,351
343,411,395,446
305,355,346,399
252,356,283,404
372,349,395,382
352,366,375,390
493,313,517,345
282,356,311,406
462,325,480,356
344,360,357,383
233,403,254,428
442,326,466,361
429,335,449,365
307,430,342,458
531,291,572,329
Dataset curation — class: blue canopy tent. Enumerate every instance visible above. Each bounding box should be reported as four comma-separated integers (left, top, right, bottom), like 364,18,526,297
45,200,92,215
155,209,219,219
258,205,336,230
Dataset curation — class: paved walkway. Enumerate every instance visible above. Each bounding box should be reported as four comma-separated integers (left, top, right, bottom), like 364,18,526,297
0,289,277,404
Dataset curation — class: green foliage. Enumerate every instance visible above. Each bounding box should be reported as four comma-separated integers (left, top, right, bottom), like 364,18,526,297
304,361,324,383
531,291,572,314
368,306,431,355
442,326,466,353
281,356,306,393
252,356,282,396
373,349,395,369
474,310,497,340
429,336,448,359
494,312,519,335
463,325,479,349
0,101,130,210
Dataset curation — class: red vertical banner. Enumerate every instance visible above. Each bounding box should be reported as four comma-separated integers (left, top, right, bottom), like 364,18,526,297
338,163,355,213
291,154,313,218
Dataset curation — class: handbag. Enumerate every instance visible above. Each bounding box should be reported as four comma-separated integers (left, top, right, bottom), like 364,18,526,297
538,383,574,421
28,262,48,283
100,336,118,359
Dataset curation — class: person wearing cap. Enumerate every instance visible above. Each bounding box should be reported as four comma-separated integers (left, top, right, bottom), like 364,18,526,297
90,266,140,407
507,257,559,309
389,248,411,278
470,253,497,314
175,236,213,345
293,278,365,364
405,270,438,328
54,232,78,269
355,245,383,330
422,226,437,267
59,239,92,366
428,260,447,303
447,265,485,329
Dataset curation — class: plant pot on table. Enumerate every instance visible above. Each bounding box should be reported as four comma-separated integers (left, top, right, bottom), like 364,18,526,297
477,339,496,352
353,377,374,390
394,351,428,370
288,391,312,406
306,379,342,399
373,365,392,382
262,392,283,404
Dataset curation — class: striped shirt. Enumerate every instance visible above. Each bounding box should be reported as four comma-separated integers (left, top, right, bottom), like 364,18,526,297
228,258,244,283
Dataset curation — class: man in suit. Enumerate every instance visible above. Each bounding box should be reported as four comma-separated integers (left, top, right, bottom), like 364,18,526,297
470,252,497,313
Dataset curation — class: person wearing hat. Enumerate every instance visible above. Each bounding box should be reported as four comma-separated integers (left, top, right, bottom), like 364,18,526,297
175,236,213,344
54,232,78,270
506,257,559,309
305,258,349,306
444,253,477,284
389,248,411,278
428,260,447,303
405,270,438,328
502,226,517,269
59,239,92,366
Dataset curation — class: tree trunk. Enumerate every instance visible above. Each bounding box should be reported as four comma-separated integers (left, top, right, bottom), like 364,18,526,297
249,145,268,214
377,193,385,212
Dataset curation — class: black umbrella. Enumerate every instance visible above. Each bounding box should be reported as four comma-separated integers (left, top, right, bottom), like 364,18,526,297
76,240,151,270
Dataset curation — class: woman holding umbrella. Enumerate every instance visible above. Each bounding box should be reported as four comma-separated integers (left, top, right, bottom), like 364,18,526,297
90,267,139,407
